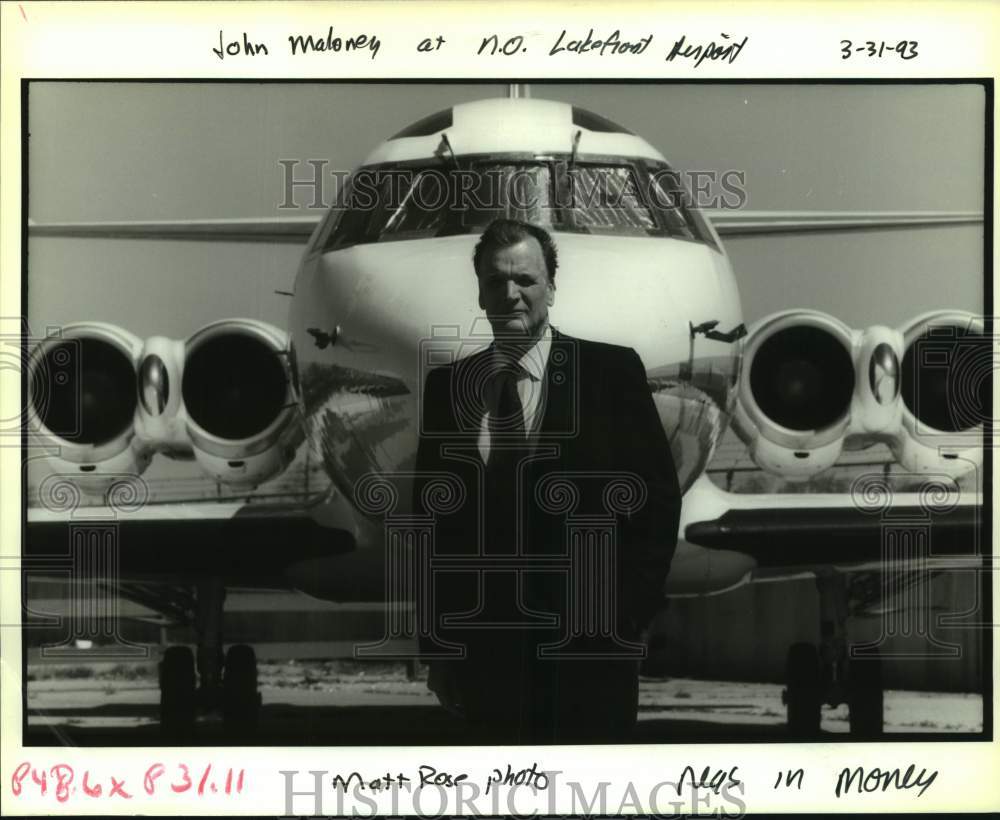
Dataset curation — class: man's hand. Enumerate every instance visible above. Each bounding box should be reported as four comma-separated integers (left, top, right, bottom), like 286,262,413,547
427,660,465,718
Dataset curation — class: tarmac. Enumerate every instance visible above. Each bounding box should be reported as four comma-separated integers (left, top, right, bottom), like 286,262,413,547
23,659,984,746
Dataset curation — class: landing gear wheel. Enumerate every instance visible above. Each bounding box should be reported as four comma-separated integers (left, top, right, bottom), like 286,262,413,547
223,644,261,736
159,646,196,739
848,654,884,737
784,642,822,738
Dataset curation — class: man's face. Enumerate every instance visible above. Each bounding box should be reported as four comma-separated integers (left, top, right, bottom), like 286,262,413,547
477,237,555,343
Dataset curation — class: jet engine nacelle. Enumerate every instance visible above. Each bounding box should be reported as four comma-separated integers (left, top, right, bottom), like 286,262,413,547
893,310,984,477
733,309,983,481
28,319,304,496
28,322,153,496
179,319,303,489
733,310,855,479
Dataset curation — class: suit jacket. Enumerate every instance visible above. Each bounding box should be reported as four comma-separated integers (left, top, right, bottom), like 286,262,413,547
413,329,680,741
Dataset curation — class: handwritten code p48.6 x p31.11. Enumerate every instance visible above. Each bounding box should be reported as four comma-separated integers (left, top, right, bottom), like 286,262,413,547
10,761,246,803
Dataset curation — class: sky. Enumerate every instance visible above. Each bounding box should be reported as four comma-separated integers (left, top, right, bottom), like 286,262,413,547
25,81,985,338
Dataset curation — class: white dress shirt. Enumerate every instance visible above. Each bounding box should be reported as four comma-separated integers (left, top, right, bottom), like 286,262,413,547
478,324,552,463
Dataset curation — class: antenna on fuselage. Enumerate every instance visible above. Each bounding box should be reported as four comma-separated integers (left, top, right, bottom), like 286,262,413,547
507,83,530,98
435,133,459,169
569,129,582,169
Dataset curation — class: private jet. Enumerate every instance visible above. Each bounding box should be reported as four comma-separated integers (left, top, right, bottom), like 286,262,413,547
24,91,988,739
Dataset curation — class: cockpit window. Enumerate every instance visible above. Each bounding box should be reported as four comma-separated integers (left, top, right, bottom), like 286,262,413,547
561,165,656,234
644,169,701,241
323,156,715,251
462,163,555,228
368,171,449,239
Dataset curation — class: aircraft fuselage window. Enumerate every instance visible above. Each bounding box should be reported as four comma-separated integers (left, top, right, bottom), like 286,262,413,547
323,156,712,251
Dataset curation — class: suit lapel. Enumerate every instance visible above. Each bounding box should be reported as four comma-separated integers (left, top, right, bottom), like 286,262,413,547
448,348,490,464
538,328,576,443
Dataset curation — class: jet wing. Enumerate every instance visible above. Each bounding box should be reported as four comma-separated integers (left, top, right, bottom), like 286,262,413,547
681,479,986,575
27,210,984,242
26,216,320,243
685,501,983,569
25,504,353,586
703,209,984,236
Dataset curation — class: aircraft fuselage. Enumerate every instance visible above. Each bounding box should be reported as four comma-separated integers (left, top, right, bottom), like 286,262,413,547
284,98,748,596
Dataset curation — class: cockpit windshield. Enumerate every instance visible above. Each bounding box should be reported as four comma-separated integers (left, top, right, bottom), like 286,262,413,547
324,155,715,252
560,165,658,234
462,163,555,227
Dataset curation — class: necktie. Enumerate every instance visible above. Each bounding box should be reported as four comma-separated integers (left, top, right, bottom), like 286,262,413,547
485,366,525,553
490,365,526,445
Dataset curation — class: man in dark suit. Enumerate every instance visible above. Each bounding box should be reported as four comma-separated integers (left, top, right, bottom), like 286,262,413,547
414,218,680,743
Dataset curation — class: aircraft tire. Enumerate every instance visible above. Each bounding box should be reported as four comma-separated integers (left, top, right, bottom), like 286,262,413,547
159,645,197,739
785,642,822,737
848,654,884,737
223,644,261,734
